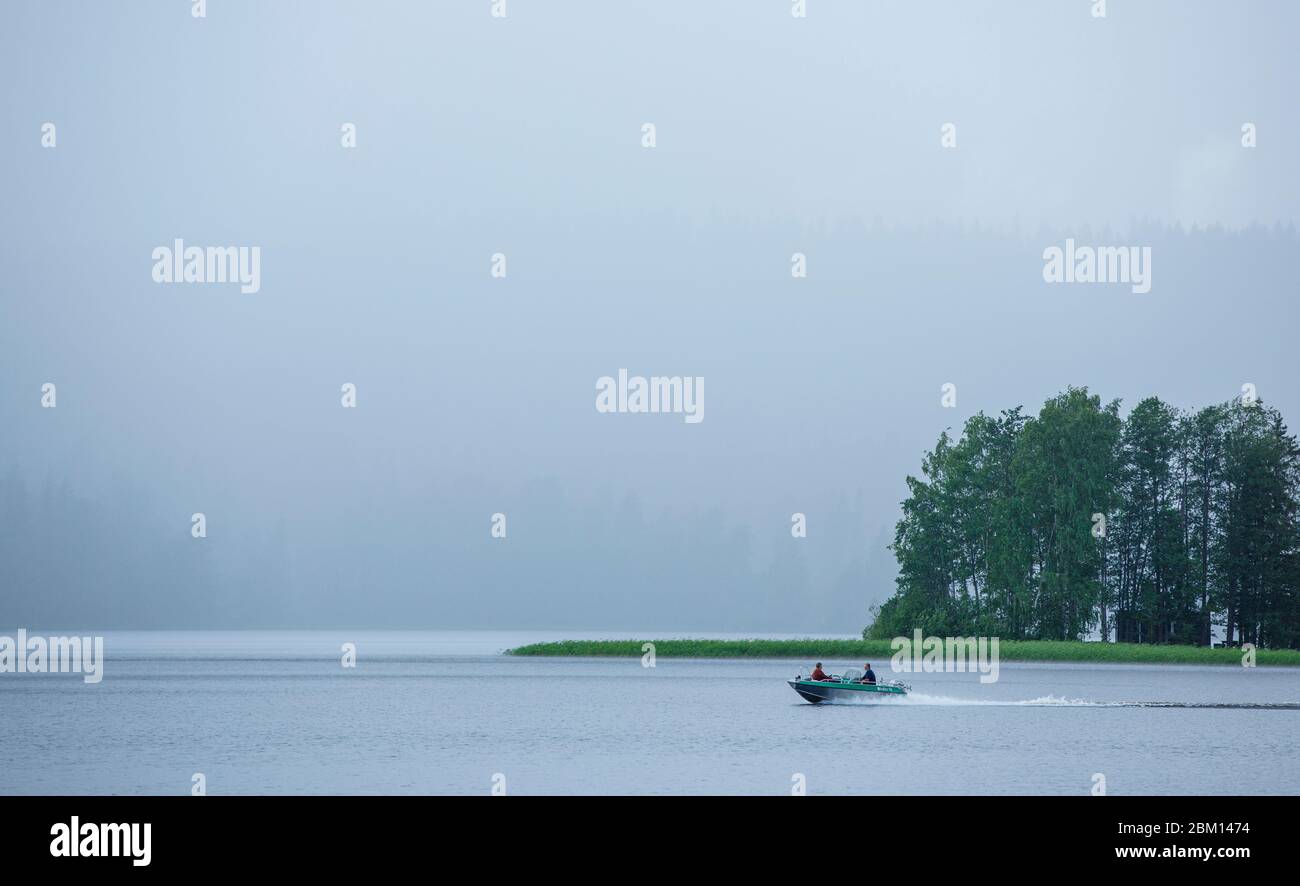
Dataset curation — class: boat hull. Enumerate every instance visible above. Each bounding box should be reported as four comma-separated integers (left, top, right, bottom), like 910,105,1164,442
788,679,907,704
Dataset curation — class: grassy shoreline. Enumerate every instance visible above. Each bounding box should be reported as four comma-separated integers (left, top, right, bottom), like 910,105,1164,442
505,638,1300,666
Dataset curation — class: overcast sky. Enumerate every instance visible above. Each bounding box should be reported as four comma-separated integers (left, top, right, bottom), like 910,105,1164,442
1,1,1297,631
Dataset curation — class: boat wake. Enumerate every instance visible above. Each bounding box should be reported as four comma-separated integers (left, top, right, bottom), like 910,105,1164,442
877,692,1300,709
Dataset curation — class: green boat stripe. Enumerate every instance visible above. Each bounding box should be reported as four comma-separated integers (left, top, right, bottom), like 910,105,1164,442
793,680,904,692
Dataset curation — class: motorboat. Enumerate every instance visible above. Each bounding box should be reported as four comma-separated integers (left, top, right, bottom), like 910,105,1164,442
788,667,909,703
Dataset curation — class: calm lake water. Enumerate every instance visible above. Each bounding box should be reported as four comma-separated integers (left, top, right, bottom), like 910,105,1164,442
3,631,1298,795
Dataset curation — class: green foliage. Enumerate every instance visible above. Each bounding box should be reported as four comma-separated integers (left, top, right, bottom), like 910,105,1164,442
869,389,1300,649
506,638,1300,666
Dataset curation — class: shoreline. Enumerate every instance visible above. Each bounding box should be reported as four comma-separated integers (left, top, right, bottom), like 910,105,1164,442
505,638,1300,666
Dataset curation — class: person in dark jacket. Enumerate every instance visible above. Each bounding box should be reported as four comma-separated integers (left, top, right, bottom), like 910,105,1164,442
861,663,877,684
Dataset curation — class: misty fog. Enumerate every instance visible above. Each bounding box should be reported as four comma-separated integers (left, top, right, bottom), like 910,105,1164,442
2,1,1296,631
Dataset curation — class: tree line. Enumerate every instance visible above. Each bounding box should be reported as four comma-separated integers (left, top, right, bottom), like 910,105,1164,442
867,388,1300,649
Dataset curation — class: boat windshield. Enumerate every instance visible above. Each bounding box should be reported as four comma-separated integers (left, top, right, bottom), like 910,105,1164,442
841,667,863,681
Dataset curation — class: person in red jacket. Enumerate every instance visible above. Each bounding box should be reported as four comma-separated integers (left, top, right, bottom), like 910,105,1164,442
810,662,830,681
